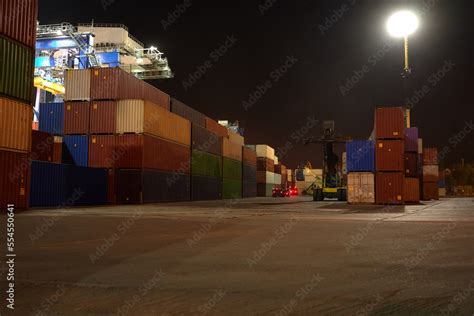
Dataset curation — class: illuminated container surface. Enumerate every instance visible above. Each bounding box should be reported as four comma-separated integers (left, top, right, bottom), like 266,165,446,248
171,98,206,127
89,101,117,134
375,140,404,172
222,138,242,161
242,147,257,167
0,150,29,209
64,102,90,135
0,0,38,48
404,177,420,203
257,171,276,184
39,102,64,135
375,107,405,139
346,140,375,172
228,131,244,146
64,69,91,101
375,172,404,205
347,172,375,204
62,135,89,167
52,136,63,163
0,98,32,152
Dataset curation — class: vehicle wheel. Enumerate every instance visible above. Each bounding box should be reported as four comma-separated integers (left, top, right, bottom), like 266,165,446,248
314,188,323,201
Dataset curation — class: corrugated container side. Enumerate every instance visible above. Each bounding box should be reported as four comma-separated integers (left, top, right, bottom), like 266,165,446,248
64,102,90,134
404,128,419,152
274,174,282,184
39,102,64,135
191,176,222,201
191,150,222,178
90,68,124,100
0,97,32,152
375,140,404,172
375,107,405,139
257,183,273,197
222,178,242,199
257,157,275,172
0,36,34,104
346,140,375,172
404,152,418,177
242,180,257,198
52,136,62,163
404,177,420,203
375,172,404,205
243,165,257,183
89,101,116,134
29,161,65,206
223,158,242,180
255,145,275,159
257,171,275,184
422,182,439,200
423,148,438,165
62,135,89,167
171,98,206,127
422,165,439,183
31,130,53,162
0,150,29,209
228,131,244,146
89,135,116,168
347,172,375,204
142,80,170,110
64,69,91,101
63,164,108,205
242,147,257,167
417,138,423,154
0,0,38,48
192,124,222,156
205,117,228,138
222,138,242,161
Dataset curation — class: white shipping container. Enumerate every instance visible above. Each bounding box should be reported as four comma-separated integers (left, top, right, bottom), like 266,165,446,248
347,172,375,204
255,145,275,160
274,156,279,165
64,69,91,101
274,174,282,185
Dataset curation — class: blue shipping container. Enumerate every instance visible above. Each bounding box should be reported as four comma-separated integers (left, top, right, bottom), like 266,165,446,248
346,140,375,172
30,161,108,207
63,135,89,167
39,103,64,135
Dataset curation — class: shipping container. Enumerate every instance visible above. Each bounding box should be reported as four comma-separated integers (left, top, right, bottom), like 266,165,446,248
192,124,222,156
223,158,242,180
115,169,190,204
418,138,423,154
346,140,375,172
63,135,89,167
439,188,446,197
404,128,419,152
243,165,257,183
375,172,404,205
52,136,62,163
0,97,32,152
205,117,228,138
31,130,53,162
191,176,222,201
116,99,191,146
222,138,242,161
64,102,90,134
375,107,405,139
107,169,116,204
0,36,34,104
274,156,279,165
191,150,222,178
39,102,64,135
89,101,116,134
171,98,206,127
228,131,244,146
257,171,276,184
375,140,404,171
29,161,108,206
347,172,375,204
0,150,29,209
64,69,91,101
274,164,282,174
422,165,439,183
404,152,418,177
274,174,282,185
252,145,275,159
257,157,275,172
242,147,257,167
404,177,420,203
89,135,116,168
0,0,38,48
422,182,439,200
242,180,257,198
222,178,242,199
257,183,273,197
423,148,438,165
115,134,190,173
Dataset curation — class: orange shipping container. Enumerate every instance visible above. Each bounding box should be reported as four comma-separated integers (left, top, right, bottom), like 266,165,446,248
404,177,420,203
64,102,90,134
205,117,228,138
242,147,257,167
0,97,32,153
222,138,242,161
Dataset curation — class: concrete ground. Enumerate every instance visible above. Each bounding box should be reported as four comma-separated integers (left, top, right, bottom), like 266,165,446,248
1,197,474,315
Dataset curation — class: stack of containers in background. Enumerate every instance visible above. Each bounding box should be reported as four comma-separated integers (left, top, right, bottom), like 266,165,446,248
38,102,64,162
287,169,294,188
242,147,257,198
346,140,375,204
280,165,288,188
273,159,282,188
221,129,244,199
422,148,439,200
438,169,446,197
0,0,37,209
171,99,223,201
253,145,276,197
374,107,405,205
404,127,420,203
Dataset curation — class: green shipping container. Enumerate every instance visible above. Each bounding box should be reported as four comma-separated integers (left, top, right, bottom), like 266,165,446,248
0,36,34,104
191,150,222,178
223,157,242,180
223,178,242,199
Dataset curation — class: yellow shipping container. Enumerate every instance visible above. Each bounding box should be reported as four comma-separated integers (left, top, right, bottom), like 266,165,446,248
222,138,242,161
228,130,244,146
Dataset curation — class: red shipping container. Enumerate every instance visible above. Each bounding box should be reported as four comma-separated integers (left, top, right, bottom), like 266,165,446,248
423,148,438,165
0,0,38,48
31,130,53,162
404,152,418,177
205,117,228,138
376,140,404,171
64,102,90,134
376,172,404,205
52,136,62,163
89,135,116,168
115,134,191,173
89,101,116,134
404,177,420,203
257,157,275,172
0,150,29,209
242,147,257,167
375,107,405,139
422,182,439,200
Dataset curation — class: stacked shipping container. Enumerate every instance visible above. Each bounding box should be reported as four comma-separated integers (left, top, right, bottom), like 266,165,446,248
251,145,277,197
404,127,420,203
242,147,257,198
346,140,376,204
421,148,439,200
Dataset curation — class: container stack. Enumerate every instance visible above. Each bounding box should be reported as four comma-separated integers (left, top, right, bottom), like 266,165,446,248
0,0,37,209
421,148,439,200
404,127,420,203
222,131,244,199
242,147,257,198
438,170,446,197
375,107,405,205
346,140,376,204
253,145,276,197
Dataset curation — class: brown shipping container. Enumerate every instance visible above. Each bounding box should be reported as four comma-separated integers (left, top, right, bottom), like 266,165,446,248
90,101,116,134
422,165,439,183
52,136,62,163
242,147,257,167
376,172,404,205
0,0,38,48
375,107,405,139
0,97,32,152
31,130,53,162
257,157,275,172
404,152,418,177
192,124,222,156
404,177,420,203
205,117,229,138
89,135,116,168
171,98,206,127
375,140,404,171
115,134,190,173
423,148,438,165
222,138,242,161
0,150,29,209
64,102,90,134
422,182,439,200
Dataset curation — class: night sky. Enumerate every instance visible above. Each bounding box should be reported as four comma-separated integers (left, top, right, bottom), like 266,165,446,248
39,0,474,168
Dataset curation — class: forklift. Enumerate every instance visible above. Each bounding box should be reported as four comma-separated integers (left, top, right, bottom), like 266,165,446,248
304,121,350,201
